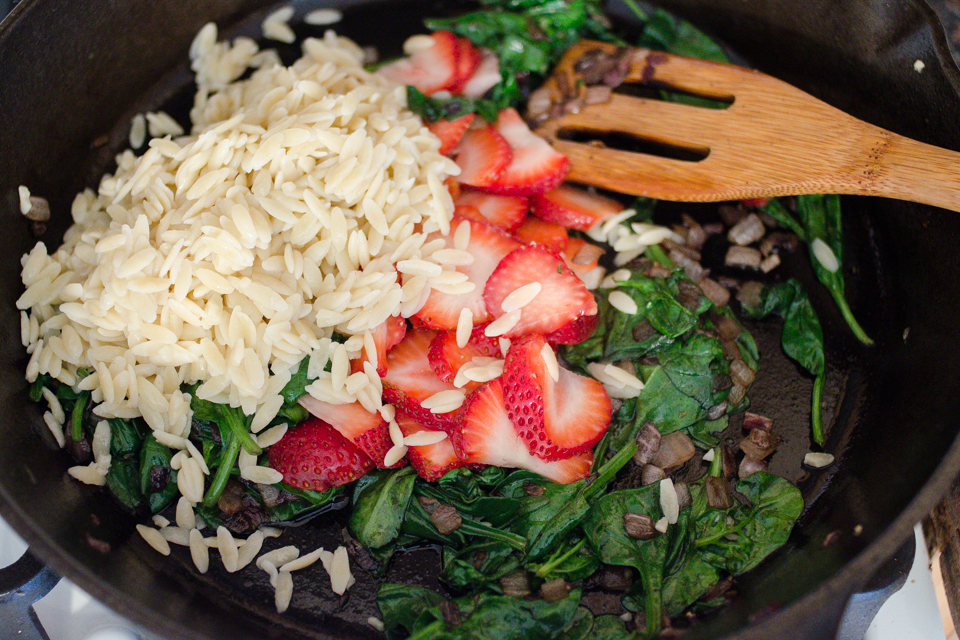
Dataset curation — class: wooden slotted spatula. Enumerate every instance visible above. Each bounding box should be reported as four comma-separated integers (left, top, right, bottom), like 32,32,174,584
533,40,960,211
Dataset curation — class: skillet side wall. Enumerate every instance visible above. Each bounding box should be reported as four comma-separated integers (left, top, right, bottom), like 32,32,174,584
0,0,959,639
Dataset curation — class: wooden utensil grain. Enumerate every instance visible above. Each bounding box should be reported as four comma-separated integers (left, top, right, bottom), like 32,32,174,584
534,40,960,211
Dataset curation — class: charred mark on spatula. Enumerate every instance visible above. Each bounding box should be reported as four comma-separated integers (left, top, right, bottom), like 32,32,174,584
556,128,710,162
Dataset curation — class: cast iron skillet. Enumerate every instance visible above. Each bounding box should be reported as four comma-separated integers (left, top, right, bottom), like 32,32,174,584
1,0,959,638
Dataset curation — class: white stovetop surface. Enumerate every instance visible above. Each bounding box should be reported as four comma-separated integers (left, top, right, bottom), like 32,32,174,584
0,516,945,640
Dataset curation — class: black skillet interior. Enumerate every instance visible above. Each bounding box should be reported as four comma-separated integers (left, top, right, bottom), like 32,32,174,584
1,0,960,639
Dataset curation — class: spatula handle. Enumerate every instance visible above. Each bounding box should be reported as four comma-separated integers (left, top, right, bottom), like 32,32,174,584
855,128,960,212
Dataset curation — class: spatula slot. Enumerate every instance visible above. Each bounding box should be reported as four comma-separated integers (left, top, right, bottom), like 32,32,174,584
614,82,733,111
555,127,710,162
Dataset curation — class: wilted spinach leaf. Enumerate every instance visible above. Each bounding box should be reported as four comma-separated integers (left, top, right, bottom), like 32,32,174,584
350,467,417,551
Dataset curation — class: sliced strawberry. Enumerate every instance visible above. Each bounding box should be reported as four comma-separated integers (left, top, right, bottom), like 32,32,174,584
297,396,397,468
451,37,483,94
348,315,406,378
454,189,528,232
483,244,597,338
741,197,770,208
451,125,512,189
377,30,459,96
268,417,375,492
428,113,476,155
382,329,460,431
451,379,593,484
562,236,605,281
386,314,407,352
428,324,502,389
487,108,569,196
452,203,487,225
501,334,611,460
461,48,501,98
530,184,624,232
544,312,600,346
397,411,463,481
514,215,569,253
413,216,522,329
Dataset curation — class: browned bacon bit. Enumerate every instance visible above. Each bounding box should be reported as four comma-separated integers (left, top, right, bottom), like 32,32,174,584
698,277,730,307
440,600,462,626
430,504,462,534
715,313,743,341
721,445,738,480
730,359,756,389
641,464,666,486
743,412,774,432
523,481,545,496
707,400,728,421
633,421,661,466
652,431,696,471
624,512,659,540
706,476,735,510
418,496,440,514
760,231,801,257
739,427,781,460
500,570,532,597
540,578,573,603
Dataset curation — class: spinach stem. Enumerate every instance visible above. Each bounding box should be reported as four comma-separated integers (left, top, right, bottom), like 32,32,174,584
408,619,445,640
203,436,241,508
828,288,874,345
811,372,825,446
71,392,89,442
644,243,674,269
459,519,527,551
534,538,587,578
222,408,262,455
590,440,638,496
620,0,649,22
708,448,722,478
695,508,755,547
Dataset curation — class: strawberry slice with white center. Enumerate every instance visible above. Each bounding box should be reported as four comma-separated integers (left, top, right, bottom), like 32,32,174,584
514,215,569,253
267,417,376,492
397,411,462,481
428,323,503,390
487,108,569,196
377,30,459,96
461,48,502,98
350,313,408,377
451,37,483,94
382,329,461,432
451,379,593,484
529,184,624,231
297,396,398,468
454,189,528,232
450,125,512,189
413,216,522,330
501,334,611,460
428,113,475,155
483,244,597,338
